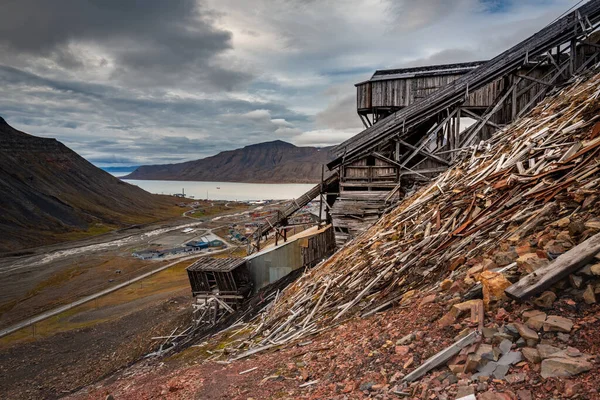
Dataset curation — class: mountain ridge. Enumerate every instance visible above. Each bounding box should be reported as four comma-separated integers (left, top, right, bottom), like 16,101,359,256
0,117,178,252
124,140,336,183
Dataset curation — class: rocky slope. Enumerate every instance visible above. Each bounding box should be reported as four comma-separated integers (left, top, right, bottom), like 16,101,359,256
123,140,334,183
0,117,178,252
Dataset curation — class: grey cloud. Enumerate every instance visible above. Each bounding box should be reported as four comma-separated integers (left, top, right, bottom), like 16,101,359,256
0,0,250,90
316,93,363,131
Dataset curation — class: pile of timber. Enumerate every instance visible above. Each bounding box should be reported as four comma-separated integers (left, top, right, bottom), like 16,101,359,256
231,70,600,357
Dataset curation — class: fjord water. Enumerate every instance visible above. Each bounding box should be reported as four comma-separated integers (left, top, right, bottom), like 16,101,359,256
122,179,315,201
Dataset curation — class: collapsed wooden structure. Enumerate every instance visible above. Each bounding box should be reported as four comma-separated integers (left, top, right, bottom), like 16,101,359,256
327,1,600,244
186,258,252,325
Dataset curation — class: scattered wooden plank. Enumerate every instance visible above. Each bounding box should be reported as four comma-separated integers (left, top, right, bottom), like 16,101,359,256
402,331,480,382
239,367,258,375
506,232,600,300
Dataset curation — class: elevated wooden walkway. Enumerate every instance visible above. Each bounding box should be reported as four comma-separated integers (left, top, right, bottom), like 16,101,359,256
248,172,339,254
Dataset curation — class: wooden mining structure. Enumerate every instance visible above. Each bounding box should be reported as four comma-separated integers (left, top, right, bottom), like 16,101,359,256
246,1,600,248
186,257,252,325
247,172,339,254
328,2,600,245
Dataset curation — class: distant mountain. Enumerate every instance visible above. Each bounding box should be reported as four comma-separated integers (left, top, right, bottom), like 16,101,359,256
124,140,335,183
0,117,178,252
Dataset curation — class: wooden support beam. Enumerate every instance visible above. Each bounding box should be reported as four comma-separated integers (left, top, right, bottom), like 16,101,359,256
511,76,518,121
515,73,555,87
460,80,520,147
400,108,458,169
358,114,370,129
460,108,502,130
373,152,430,180
517,60,570,119
506,232,600,300
397,140,450,166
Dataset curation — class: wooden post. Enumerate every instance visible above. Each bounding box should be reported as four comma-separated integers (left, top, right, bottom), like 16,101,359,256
511,75,518,121
319,165,324,228
570,38,577,76
453,108,460,161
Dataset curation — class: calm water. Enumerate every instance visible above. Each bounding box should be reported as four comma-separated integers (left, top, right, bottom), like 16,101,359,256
122,179,315,201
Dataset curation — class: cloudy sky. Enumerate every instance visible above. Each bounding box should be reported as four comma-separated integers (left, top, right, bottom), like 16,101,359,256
0,0,581,167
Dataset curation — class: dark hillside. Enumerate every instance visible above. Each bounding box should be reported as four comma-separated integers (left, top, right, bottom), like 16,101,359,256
0,117,178,252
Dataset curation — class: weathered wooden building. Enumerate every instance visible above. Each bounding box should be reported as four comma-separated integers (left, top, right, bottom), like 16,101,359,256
330,25,600,245
355,61,487,127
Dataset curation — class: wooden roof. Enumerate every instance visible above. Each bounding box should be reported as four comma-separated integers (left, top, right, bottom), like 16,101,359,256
186,257,246,273
354,61,487,86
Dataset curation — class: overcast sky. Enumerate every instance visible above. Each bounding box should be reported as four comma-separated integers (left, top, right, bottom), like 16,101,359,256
0,0,581,167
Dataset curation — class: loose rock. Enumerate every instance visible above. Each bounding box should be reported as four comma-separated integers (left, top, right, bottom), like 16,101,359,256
543,316,573,333
521,347,541,364
533,291,556,308
540,357,593,378
583,284,596,304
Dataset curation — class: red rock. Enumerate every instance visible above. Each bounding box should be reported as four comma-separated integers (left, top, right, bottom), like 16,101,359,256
516,253,548,273
516,389,533,400
515,244,532,256
495,308,510,322
342,382,356,393
419,294,436,306
395,346,410,356
478,391,512,400
449,256,466,271
564,380,582,397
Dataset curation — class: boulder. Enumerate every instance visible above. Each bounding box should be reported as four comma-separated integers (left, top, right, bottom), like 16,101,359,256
505,372,527,384
569,274,584,289
498,339,513,355
397,333,415,345
525,311,547,331
419,294,436,306
564,381,583,397
556,217,570,228
395,345,410,356
478,390,512,400
543,316,573,333
540,357,593,378
440,279,453,291
568,221,586,237
456,385,475,398
516,389,533,400
494,249,518,266
464,353,482,373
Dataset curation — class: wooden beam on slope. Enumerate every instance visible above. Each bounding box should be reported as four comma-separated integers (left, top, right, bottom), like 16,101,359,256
505,232,600,300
